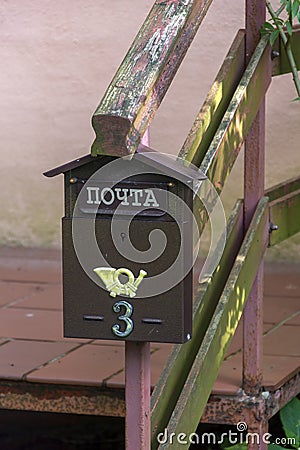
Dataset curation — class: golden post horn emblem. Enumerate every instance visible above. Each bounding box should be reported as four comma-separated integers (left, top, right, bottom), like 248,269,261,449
93,267,147,298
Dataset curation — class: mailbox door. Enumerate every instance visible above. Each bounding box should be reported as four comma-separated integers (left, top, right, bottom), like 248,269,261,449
62,215,192,344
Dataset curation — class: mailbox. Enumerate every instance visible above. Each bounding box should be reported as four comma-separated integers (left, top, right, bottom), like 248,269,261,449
44,148,205,343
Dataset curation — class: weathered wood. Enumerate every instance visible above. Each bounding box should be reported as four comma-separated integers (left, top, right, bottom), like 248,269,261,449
269,188,300,246
156,197,269,450
189,36,271,244
188,36,271,237
272,25,300,76
267,176,300,246
199,36,271,193
91,0,214,156
151,200,244,448
179,29,246,166
265,175,300,202
151,37,272,444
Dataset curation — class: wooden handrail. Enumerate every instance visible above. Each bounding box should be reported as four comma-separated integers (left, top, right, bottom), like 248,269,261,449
91,0,214,157
179,29,246,166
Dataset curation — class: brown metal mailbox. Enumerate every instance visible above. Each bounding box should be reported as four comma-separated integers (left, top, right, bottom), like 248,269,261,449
44,149,205,343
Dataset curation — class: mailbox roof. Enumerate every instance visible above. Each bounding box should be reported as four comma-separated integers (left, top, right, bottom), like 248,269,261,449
43,154,101,178
43,145,206,183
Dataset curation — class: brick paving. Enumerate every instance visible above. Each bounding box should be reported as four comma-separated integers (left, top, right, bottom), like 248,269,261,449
0,247,298,447
0,247,299,395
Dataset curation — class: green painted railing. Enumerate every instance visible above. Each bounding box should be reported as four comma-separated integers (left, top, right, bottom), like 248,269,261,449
90,4,300,445
151,26,300,450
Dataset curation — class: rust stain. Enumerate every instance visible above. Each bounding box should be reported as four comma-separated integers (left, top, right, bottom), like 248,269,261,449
0,382,125,417
202,370,300,424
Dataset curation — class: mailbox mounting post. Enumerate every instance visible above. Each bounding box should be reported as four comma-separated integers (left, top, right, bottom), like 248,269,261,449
125,129,151,450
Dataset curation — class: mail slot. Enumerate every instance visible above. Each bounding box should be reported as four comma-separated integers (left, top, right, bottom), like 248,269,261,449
44,149,205,343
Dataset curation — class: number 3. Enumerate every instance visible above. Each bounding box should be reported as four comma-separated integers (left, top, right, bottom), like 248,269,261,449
112,300,134,337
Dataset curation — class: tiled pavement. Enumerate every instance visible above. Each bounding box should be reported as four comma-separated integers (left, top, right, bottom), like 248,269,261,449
0,247,299,409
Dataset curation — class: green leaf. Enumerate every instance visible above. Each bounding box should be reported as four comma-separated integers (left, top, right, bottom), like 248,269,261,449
268,444,288,450
270,29,280,46
286,0,292,14
280,397,300,447
274,17,285,25
263,21,276,30
292,96,300,101
224,444,247,450
286,20,293,35
292,0,300,18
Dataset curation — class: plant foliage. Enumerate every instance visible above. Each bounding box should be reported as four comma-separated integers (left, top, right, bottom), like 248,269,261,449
261,0,300,99
224,397,300,449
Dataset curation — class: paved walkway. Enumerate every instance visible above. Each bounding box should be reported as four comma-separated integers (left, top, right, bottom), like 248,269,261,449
0,247,299,415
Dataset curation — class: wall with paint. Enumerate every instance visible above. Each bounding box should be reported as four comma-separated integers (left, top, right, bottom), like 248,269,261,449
0,0,299,260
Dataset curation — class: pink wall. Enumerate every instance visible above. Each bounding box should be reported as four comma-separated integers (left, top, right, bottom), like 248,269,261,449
0,0,299,258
